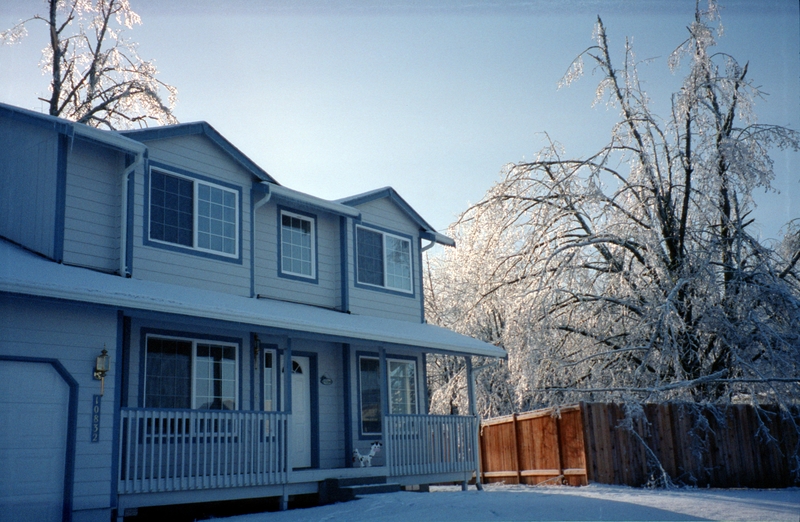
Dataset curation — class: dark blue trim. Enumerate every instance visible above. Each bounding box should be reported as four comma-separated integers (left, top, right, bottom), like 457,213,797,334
339,217,350,312
421,352,429,415
342,343,353,463
120,121,276,183
291,350,319,469
0,356,78,522
378,349,389,441
353,222,417,298
138,327,243,409
284,339,293,413
337,187,435,233
277,206,319,284
418,238,425,323
110,312,125,509
143,161,244,264
125,153,138,276
54,133,69,262
356,351,381,439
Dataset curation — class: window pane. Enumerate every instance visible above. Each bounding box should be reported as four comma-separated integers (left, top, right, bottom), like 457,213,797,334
264,351,274,411
281,212,314,277
389,360,417,414
385,236,412,291
195,343,237,410
145,338,191,409
357,228,384,286
197,182,237,255
359,357,381,434
150,171,193,247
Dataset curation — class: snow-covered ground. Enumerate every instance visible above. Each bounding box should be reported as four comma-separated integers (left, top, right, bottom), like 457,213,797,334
222,483,799,521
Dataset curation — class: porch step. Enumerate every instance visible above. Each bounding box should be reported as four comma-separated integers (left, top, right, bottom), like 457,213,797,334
338,482,402,500
319,476,402,504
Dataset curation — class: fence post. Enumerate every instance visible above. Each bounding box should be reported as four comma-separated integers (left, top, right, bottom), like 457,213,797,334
511,413,522,484
554,408,564,484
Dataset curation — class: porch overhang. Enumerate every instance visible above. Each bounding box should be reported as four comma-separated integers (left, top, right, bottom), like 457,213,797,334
0,240,505,358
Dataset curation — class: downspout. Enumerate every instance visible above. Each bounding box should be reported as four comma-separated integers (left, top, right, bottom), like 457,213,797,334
251,185,272,297
120,151,143,277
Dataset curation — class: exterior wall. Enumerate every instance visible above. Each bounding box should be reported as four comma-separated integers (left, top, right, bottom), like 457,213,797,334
253,200,341,309
347,344,425,462
62,138,124,272
0,294,119,522
130,135,252,296
125,315,254,411
0,116,59,258
291,339,346,469
347,199,424,322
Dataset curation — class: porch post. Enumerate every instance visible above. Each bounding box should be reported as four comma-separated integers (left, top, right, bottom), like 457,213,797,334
379,347,391,473
284,338,292,476
465,356,483,491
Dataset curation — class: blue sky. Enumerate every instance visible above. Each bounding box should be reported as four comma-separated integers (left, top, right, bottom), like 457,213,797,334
2,0,798,241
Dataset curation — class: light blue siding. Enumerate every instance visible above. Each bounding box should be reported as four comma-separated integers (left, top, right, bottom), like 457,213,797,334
62,138,124,272
253,201,342,309
0,295,119,521
348,199,424,322
130,135,252,296
0,117,59,258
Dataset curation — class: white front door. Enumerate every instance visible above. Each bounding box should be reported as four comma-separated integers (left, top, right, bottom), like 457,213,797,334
287,356,311,469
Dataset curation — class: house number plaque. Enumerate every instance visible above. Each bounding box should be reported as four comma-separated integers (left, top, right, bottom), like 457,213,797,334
91,394,101,442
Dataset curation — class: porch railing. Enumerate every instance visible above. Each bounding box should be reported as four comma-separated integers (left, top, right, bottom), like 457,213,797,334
117,408,288,494
385,414,478,477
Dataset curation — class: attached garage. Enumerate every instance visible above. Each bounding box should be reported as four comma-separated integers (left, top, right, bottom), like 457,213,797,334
0,359,76,522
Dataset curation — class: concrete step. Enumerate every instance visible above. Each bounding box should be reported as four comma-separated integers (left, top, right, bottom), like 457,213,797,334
338,482,402,500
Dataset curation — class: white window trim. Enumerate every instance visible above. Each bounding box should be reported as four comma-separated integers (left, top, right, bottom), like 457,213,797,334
279,209,316,279
356,225,414,294
263,347,277,411
144,333,239,410
148,168,240,258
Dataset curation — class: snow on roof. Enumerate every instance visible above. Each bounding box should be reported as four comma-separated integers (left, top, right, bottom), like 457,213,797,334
0,240,505,358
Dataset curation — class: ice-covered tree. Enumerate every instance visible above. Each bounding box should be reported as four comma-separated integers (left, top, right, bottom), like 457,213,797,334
427,1,800,418
2,0,177,129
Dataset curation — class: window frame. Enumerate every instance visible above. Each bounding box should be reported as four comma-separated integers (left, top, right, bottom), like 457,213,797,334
143,333,239,411
357,353,419,438
146,163,241,261
277,207,318,283
263,346,278,412
354,224,415,296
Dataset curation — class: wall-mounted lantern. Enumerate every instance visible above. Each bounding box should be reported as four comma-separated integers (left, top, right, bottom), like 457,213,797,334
253,334,261,363
320,375,333,386
94,347,110,395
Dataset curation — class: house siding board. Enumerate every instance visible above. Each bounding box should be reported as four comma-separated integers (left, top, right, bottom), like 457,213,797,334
348,199,423,322
253,201,340,309
0,117,58,257
0,294,119,515
63,139,123,271
130,136,252,296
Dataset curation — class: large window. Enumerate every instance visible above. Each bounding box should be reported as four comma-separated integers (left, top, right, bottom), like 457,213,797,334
356,226,413,293
358,355,418,435
149,169,239,257
145,335,238,410
280,210,315,279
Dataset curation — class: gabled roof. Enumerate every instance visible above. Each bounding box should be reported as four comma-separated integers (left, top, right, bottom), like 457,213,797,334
0,239,505,358
121,122,276,183
337,187,455,247
0,102,147,155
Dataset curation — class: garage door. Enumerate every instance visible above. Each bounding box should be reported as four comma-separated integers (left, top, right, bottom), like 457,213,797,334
0,360,70,522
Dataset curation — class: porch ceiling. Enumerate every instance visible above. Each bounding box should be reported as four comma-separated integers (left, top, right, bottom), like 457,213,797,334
0,240,505,358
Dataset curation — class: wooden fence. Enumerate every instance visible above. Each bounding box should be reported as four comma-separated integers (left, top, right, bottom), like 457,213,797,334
480,402,800,488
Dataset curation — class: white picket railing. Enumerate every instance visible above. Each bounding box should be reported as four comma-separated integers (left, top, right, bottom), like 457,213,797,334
118,408,288,494
385,414,478,477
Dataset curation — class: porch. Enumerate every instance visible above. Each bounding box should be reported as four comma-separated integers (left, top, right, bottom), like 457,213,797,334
117,408,478,510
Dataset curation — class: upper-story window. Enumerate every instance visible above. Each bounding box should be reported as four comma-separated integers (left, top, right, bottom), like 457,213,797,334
279,209,316,280
356,225,413,293
149,168,239,257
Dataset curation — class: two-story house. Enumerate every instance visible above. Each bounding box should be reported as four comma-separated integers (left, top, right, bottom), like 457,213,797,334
0,102,505,522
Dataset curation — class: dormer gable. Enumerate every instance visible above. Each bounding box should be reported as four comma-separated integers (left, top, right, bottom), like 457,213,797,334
121,121,276,184
337,187,454,247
